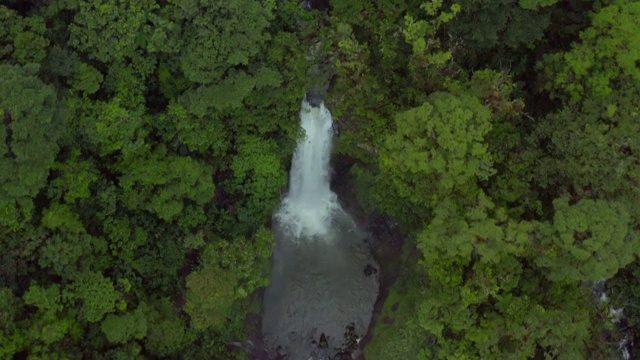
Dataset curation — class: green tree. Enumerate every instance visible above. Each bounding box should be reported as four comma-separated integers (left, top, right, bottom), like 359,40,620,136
39,234,98,279
126,221,185,294
540,0,640,103
185,228,272,330
0,288,26,358
534,0,640,206
321,0,460,160
0,6,49,64
23,284,80,353
228,136,288,231
101,305,147,344
0,64,66,231
154,102,230,156
185,263,237,332
445,0,554,50
535,196,637,282
445,70,535,216
69,0,158,64
377,92,494,225
70,63,104,94
69,97,148,157
416,193,601,358
117,145,214,222
144,298,189,357
65,271,120,323
175,0,276,85
49,149,99,203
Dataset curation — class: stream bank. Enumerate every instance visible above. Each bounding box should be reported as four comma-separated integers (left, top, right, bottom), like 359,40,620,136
330,155,427,360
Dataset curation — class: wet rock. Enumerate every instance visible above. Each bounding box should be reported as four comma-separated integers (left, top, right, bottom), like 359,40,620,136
336,351,353,360
305,40,334,109
342,322,360,351
332,121,340,137
305,91,325,107
319,333,328,348
303,0,330,11
364,264,377,276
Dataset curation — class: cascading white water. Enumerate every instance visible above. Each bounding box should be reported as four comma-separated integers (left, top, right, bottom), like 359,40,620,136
262,98,379,359
276,100,340,239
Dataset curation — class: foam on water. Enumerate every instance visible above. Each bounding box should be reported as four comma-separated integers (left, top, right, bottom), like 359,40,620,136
276,100,340,239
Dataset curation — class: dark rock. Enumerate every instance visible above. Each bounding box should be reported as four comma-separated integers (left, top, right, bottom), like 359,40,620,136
303,0,330,11
364,264,377,276
332,120,340,137
319,333,329,348
305,91,324,107
305,51,334,108
391,302,399,312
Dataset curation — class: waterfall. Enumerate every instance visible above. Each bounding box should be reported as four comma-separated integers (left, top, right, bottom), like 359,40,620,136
276,99,340,239
262,98,379,359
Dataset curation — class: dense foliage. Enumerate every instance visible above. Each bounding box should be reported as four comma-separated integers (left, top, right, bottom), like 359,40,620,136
1,0,639,359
